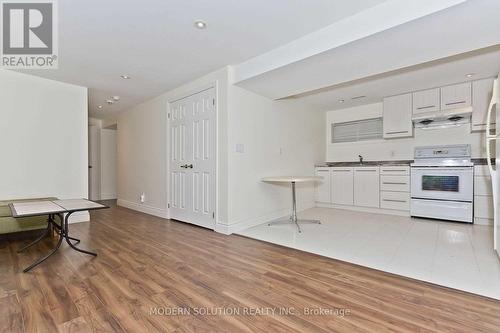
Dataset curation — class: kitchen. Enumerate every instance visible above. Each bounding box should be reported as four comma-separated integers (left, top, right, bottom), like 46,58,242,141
240,57,500,299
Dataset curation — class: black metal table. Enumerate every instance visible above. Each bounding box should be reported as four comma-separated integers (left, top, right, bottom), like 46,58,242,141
9,199,108,272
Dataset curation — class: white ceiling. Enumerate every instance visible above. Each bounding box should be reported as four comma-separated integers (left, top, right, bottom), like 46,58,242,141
293,46,500,111
17,0,387,118
235,0,500,100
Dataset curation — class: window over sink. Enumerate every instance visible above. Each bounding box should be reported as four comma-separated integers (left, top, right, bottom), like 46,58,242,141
331,117,383,143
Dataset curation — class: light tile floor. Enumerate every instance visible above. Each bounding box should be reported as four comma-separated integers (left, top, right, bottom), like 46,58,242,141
238,207,500,300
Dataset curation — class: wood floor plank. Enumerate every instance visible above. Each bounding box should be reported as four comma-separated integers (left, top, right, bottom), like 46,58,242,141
1,202,499,333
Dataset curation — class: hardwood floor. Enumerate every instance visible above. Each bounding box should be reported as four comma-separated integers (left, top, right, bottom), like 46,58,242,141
1,204,500,333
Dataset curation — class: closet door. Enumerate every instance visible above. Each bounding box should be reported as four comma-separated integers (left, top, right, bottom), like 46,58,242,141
169,88,216,229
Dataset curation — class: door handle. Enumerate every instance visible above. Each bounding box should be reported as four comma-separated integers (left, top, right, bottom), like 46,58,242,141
180,164,193,169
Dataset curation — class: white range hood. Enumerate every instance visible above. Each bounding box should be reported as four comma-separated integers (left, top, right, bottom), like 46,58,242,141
412,106,472,129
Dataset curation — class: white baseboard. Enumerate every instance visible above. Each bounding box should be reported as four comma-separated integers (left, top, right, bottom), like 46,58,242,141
67,211,90,224
216,201,316,235
117,199,168,219
316,202,410,217
101,192,117,200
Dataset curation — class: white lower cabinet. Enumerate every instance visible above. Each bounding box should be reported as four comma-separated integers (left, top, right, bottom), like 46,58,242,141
474,165,494,222
315,165,410,214
315,168,331,203
354,167,379,208
331,168,354,205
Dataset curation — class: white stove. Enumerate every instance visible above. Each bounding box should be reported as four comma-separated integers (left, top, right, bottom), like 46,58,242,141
410,145,474,223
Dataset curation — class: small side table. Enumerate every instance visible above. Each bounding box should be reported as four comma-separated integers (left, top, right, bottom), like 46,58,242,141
262,176,322,233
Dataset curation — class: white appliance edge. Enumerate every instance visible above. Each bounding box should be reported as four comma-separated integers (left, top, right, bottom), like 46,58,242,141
486,75,499,257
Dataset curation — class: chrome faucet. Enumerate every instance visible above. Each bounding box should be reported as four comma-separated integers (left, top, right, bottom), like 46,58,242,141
358,155,363,165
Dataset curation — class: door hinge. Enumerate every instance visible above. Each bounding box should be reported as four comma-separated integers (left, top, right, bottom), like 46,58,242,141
168,113,171,118
212,212,215,219
168,203,170,208
212,98,215,106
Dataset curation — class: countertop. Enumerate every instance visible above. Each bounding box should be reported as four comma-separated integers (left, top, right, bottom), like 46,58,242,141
316,158,495,167
471,158,496,165
315,160,412,167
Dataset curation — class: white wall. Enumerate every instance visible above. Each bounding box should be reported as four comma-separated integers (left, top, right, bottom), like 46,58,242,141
326,102,487,161
225,82,324,233
100,129,117,199
0,70,88,220
117,67,230,222
116,66,325,233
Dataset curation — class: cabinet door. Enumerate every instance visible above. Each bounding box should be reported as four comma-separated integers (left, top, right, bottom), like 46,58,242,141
315,168,331,203
412,88,440,114
354,167,380,208
331,168,353,205
441,82,472,110
474,195,494,219
472,78,495,131
383,94,413,138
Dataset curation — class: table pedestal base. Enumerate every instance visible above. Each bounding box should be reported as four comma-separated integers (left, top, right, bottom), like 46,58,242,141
267,181,321,233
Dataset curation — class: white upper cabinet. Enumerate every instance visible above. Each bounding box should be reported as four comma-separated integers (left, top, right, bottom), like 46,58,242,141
472,78,495,131
383,93,413,138
331,168,354,205
412,88,440,114
315,168,331,203
440,82,472,110
353,167,379,208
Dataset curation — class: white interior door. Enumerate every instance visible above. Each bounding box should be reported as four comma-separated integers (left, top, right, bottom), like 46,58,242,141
88,125,100,200
169,88,216,229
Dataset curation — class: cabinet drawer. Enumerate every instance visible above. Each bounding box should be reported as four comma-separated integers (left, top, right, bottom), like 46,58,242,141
381,176,410,192
474,176,492,196
380,192,410,211
380,166,410,175
474,195,493,219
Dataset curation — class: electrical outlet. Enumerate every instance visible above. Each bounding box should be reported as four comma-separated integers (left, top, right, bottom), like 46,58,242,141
235,144,245,153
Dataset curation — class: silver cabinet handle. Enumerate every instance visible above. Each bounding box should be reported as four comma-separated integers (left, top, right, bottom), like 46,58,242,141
355,169,377,172
332,169,352,172
417,105,436,110
382,182,407,185
382,199,407,203
445,101,466,106
381,169,407,172
385,130,409,135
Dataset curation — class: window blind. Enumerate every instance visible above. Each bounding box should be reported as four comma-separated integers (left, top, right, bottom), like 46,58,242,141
331,118,383,143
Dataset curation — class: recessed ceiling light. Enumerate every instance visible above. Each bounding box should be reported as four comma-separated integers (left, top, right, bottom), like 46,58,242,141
466,73,475,78
106,99,114,105
194,20,207,29
338,99,345,103
112,96,120,101
120,75,131,79
97,105,103,109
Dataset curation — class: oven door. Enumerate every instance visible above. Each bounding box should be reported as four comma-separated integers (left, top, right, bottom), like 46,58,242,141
410,167,473,202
